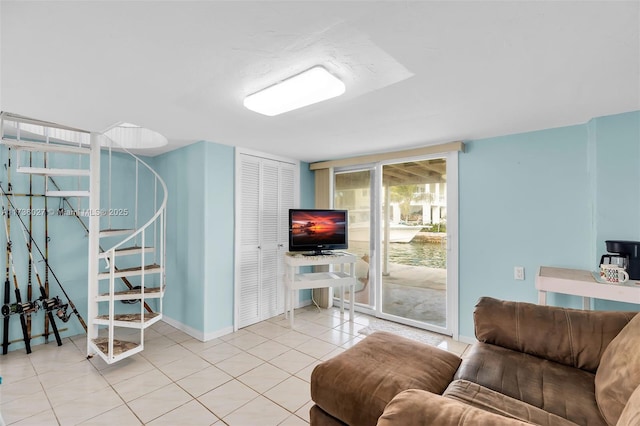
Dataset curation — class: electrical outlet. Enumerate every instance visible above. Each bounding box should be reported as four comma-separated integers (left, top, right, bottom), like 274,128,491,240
514,266,525,280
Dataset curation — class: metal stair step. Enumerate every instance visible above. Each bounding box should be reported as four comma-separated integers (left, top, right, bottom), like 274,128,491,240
93,312,161,329
91,338,140,357
2,138,91,155
96,286,165,301
17,166,90,177
98,264,162,279
98,246,154,259
45,190,90,197
99,228,135,238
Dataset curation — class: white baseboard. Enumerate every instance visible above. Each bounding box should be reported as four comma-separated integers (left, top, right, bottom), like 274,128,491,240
457,334,476,345
296,298,313,309
161,315,233,342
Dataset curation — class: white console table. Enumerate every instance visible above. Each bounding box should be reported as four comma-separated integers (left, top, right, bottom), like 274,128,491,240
284,252,357,327
536,266,640,309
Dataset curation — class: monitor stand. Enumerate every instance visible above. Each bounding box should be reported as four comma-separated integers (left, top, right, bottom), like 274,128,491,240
303,250,334,257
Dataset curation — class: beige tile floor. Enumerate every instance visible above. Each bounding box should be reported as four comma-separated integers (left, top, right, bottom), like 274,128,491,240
0,306,469,425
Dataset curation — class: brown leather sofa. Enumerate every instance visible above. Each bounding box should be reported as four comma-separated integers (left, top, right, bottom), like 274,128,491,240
310,297,640,425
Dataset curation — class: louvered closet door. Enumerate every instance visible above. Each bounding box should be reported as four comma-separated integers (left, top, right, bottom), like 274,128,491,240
260,159,280,320
238,155,261,328
237,154,296,328
278,163,295,313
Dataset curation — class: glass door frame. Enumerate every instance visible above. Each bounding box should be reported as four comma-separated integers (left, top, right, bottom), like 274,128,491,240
375,152,458,338
333,164,378,317
332,152,459,339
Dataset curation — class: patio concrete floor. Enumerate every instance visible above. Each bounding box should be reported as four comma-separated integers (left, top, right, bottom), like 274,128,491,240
351,262,447,327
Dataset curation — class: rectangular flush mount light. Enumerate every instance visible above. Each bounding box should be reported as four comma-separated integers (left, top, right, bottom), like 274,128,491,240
244,66,345,116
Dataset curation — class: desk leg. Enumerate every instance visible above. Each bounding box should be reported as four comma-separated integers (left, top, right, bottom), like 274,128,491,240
340,285,345,314
349,283,355,323
284,285,289,320
538,290,547,306
583,297,591,310
290,289,295,328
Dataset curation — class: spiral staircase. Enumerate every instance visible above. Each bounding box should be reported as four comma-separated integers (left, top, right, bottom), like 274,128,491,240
0,112,167,364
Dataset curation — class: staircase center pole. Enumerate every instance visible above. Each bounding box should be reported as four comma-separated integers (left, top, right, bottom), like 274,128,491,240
86,133,101,358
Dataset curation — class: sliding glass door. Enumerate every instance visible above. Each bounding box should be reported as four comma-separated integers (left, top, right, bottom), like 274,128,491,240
333,153,458,336
334,168,375,310
380,159,449,330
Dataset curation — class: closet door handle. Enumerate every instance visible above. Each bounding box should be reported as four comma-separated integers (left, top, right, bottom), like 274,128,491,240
257,246,261,249
278,244,284,248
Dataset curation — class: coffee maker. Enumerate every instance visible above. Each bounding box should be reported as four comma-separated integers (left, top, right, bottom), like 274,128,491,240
602,240,640,280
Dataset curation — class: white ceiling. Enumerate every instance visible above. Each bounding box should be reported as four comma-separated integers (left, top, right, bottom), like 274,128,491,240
1,1,638,162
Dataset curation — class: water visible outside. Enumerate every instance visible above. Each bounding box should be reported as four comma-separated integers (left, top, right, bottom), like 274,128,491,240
347,240,446,268
387,241,446,269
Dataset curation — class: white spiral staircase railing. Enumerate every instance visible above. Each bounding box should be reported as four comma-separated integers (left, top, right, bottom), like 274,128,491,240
0,112,167,364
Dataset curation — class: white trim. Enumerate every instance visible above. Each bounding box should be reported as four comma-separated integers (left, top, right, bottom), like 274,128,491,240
446,150,460,341
235,147,299,166
161,316,234,342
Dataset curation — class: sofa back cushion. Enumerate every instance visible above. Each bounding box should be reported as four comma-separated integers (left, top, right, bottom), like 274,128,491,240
474,297,635,372
595,312,640,426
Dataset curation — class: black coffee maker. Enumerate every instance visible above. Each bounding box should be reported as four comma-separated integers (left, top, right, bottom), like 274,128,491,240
602,240,640,280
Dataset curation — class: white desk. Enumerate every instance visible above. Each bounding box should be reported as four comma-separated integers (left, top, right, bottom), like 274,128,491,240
536,266,640,309
284,252,357,327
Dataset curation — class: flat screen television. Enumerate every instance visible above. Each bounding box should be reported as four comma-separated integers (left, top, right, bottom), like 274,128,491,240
289,209,348,255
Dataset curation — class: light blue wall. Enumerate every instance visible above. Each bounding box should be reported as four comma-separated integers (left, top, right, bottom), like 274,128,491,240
203,142,235,335
458,111,640,339
300,162,315,208
591,111,640,310
152,142,208,333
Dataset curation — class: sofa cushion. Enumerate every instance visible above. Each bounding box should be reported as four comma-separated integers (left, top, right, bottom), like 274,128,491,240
311,331,461,426
616,384,640,426
443,380,576,426
474,297,636,373
310,405,348,426
455,342,606,426
376,389,530,426
595,312,640,426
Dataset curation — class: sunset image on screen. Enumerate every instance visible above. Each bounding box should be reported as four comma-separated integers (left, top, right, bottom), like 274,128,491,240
291,211,346,245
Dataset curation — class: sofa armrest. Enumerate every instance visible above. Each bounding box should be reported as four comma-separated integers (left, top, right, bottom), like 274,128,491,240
474,297,636,372
376,389,529,426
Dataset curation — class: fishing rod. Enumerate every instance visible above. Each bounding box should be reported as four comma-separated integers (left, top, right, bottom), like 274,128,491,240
2,195,8,354
48,176,154,313
0,183,87,332
18,217,66,346
0,186,33,353
43,149,50,342
2,149,10,354
27,151,33,340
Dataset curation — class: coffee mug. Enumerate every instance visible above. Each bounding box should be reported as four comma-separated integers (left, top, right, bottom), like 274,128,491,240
600,264,629,283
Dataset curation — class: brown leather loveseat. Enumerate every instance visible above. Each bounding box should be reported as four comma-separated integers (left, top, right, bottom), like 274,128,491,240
310,297,640,425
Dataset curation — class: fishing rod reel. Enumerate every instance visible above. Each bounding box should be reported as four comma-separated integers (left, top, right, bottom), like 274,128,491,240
1,300,40,317
40,296,71,322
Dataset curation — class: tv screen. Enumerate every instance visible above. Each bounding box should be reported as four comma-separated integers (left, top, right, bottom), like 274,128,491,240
289,209,348,254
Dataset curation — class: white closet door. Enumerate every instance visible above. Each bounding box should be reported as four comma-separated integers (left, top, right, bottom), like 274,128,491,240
278,163,295,313
236,152,298,329
260,159,280,320
237,155,261,328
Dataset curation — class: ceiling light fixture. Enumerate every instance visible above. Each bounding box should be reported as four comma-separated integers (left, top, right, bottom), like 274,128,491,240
244,66,346,116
